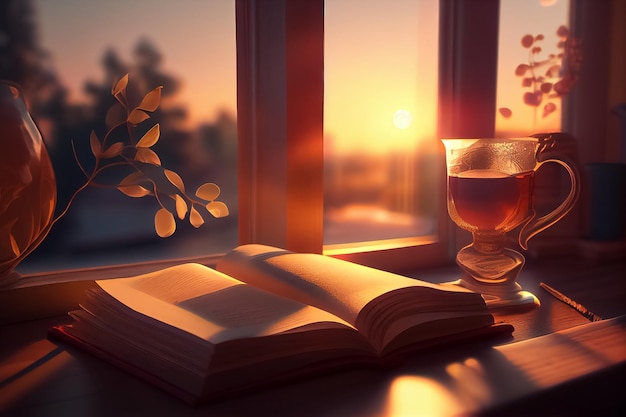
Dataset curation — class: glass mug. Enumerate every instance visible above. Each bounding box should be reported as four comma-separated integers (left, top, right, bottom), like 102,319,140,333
442,135,579,308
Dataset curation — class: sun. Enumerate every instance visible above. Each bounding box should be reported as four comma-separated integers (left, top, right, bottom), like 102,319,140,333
393,109,412,129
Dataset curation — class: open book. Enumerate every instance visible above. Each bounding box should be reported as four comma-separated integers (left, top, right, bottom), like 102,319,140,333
50,244,512,404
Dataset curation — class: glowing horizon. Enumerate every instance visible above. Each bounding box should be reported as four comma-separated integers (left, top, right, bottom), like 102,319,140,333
324,0,438,155
35,0,567,143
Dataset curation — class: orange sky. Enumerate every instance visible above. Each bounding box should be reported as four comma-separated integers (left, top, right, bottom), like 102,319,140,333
496,0,569,135
324,0,568,154
35,0,236,127
36,0,568,149
324,0,439,155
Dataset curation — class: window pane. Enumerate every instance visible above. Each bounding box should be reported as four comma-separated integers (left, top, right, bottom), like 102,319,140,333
495,0,570,136
12,0,237,273
323,0,439,249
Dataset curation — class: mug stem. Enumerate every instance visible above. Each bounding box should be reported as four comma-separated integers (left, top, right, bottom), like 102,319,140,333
471,232,506,254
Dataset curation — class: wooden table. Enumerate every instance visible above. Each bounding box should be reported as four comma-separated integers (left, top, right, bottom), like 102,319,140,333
1,256,625,417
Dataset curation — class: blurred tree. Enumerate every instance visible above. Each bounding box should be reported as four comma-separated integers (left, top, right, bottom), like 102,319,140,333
0,0,65,119
4,2,238,264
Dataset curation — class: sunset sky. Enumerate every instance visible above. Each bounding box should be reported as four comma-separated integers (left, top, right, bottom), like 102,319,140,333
325,0,439,155
35,0,237,126
35,0,568,153
496,0,569,135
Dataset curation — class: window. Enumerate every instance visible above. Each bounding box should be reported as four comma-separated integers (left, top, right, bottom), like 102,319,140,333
238,0,576,270
7,0,592,283
323,0,440,254
496,0,570,136
12,0,238,274
237,0,460,271
2,0,619,329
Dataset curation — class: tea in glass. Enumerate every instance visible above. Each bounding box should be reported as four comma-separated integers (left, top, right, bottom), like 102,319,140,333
442,136,579,308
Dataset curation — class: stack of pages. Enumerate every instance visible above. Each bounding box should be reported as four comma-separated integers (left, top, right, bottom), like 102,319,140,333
51,244,511,404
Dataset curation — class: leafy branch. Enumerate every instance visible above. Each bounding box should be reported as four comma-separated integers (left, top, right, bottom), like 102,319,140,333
499,25,581,123
51,73,229,238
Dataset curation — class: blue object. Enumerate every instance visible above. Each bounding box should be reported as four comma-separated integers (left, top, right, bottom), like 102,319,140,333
586,162,626,241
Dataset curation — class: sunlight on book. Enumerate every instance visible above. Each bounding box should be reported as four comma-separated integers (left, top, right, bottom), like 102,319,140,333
50,244,512,404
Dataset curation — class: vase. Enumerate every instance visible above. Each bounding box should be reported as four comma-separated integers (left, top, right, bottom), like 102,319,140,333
0,81,56,286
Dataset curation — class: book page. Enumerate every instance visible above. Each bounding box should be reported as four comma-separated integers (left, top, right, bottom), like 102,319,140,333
216,245,450,327
96,263,354,344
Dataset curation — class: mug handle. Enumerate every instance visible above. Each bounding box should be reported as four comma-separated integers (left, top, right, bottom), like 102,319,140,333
518,137,580,250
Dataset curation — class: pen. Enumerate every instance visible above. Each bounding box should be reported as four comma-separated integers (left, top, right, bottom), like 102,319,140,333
540,282,602,322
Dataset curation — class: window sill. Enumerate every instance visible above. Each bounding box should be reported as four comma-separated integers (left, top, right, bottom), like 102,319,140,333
0,253,223,326
3,236,621,326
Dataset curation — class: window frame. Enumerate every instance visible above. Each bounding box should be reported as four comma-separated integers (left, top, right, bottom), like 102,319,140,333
236,0,502,272
235,0,324,255
7,0,616,321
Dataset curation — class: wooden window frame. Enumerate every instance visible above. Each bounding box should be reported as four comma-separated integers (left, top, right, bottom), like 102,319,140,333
236,0,324,254
236,0,501,272
7,0,615,323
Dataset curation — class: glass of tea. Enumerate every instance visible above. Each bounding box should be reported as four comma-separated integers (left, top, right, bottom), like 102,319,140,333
442,135,579,308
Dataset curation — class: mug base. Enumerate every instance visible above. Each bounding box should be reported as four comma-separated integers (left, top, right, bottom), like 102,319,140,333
448,278,540,312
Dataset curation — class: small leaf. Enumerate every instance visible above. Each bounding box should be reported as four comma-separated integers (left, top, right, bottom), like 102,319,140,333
90,130,101,156
134,147,161,165
128,109,150,125
545,65,561,78
534,34,544,41
189,206,204,228
138,86,162,112
155,208,176,238
112,74,129,96
117,172,152,197
118,184,151,198
105,103,126,129
195,182,220,201
174,194,188,219
556,25,569,38
522,77,533,87
554,78,573,95
515,64,530,76
521,34,534,48
119,171,145,186
542,102,557,118
523,91,542,107
532,46,542,54
498,107,512,118
206,201,229,218
101,142,124,158
165,169,185,192
540,82,553,94
136,124,160,148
